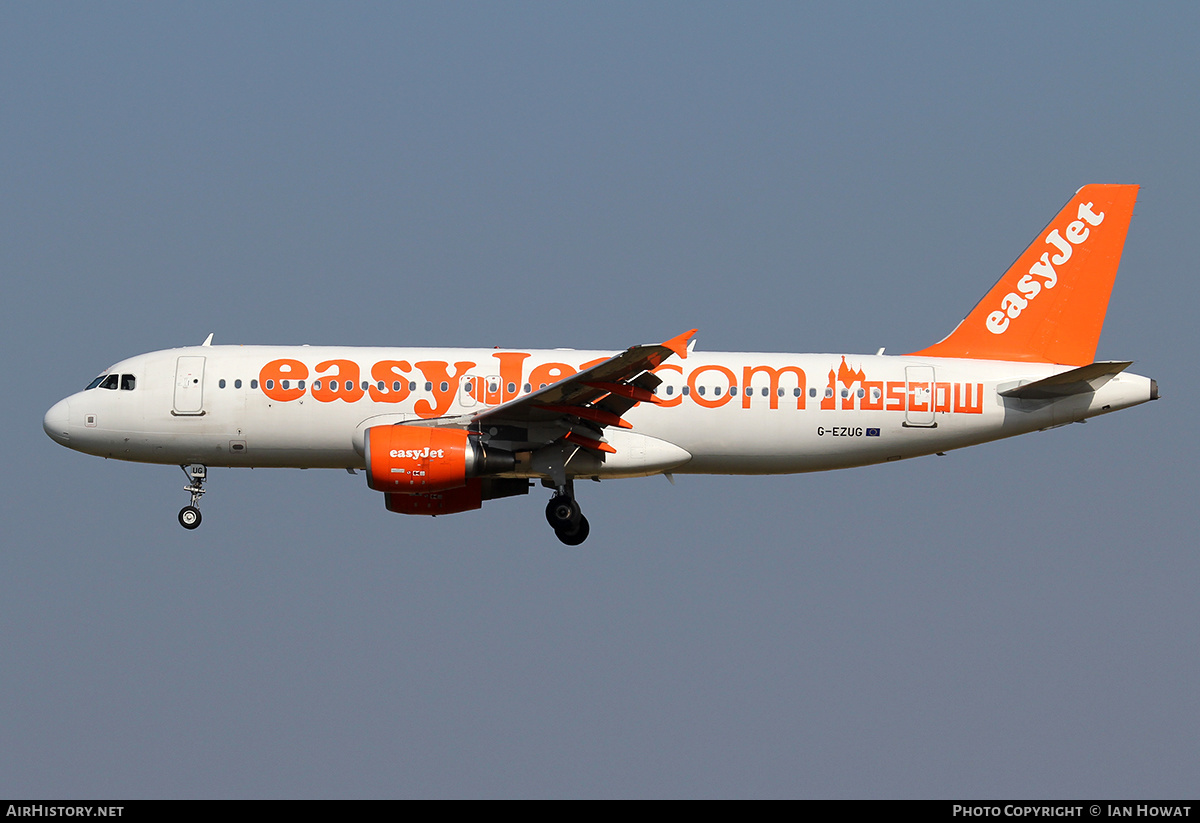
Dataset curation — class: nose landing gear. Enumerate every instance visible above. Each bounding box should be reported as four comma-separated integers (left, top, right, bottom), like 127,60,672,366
546,484,590,545
178,464,207,530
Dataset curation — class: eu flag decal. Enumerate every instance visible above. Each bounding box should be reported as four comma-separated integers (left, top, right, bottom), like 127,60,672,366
866,428,880,437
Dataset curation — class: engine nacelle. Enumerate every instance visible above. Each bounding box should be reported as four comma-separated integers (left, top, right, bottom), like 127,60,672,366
363,425,515,494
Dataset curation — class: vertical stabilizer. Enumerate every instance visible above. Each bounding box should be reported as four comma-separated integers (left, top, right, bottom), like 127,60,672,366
911,184,1138,365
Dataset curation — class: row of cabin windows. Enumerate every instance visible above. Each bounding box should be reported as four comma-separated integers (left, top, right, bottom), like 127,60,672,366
663,384,807,398
209,378,874,402
659,385,867,399
82,372,871,403
85,374,136,391
214,379,550,394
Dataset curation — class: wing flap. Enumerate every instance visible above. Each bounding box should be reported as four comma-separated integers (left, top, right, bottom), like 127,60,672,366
470,329,696,430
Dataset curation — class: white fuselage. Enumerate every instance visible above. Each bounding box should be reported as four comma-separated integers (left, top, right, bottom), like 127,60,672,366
43,344,1156,477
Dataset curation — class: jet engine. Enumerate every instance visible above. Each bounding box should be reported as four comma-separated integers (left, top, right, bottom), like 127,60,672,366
363,425,514,494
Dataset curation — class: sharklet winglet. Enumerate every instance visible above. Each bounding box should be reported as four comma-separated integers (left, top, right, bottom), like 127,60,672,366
662,329,698,360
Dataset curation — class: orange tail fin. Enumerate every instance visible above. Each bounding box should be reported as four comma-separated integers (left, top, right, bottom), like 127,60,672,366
911,184,1139,365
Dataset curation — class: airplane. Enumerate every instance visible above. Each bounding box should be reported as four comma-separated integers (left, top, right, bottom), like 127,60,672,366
43,185,1157,544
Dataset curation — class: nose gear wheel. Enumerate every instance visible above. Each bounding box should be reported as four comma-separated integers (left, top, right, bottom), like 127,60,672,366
178,464,207,530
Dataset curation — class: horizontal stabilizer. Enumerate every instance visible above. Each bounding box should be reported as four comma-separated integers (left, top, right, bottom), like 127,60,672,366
999,361,1132,400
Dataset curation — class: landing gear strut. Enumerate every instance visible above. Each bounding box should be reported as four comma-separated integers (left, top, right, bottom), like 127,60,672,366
546,483,590,545
178,464,207,530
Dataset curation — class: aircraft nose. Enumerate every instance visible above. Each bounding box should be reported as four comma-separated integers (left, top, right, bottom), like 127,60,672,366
43,398,71,444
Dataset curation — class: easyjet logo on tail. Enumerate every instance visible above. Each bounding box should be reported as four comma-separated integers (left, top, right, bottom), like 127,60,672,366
986,200,1105,335
911,185,1138,366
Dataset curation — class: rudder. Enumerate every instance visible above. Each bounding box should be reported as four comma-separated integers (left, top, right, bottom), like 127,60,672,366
911,184,1139,365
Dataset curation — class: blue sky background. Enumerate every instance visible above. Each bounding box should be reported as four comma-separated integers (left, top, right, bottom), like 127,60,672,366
3,2,1197,798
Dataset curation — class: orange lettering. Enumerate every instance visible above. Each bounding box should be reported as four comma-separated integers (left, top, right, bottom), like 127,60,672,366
491,352,531,402
908,381,930,412
259,359,308,402
885,381,906,412
368,360,413,403
861,381,884,411
651,363,683,407
465,376,484,404
742,365,807,410
954,382,985,414
312,360,364,403
414,361,473,418
687,364,736,409
934,382,953,413
821,368,837,410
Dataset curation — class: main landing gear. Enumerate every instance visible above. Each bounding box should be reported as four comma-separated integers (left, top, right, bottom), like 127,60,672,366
546,484,590,546
178,464,207,530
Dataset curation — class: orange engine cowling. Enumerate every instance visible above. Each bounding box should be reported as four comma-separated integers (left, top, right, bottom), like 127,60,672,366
364,425,471,494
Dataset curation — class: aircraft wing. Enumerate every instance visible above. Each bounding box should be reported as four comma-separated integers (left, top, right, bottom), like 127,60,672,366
468,328,696,453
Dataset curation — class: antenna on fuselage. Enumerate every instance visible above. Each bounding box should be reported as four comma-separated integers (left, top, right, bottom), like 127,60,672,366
201,333,214,347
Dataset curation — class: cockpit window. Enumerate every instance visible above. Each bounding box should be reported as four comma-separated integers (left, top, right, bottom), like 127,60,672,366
85,375,107,390
120,374,136,391
99,374,119,390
